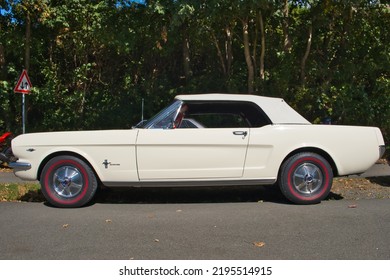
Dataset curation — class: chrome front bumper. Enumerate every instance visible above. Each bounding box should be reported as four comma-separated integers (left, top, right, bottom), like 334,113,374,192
8,161,31,171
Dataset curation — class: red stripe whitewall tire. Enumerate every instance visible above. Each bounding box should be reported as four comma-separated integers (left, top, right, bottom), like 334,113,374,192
278,152,333,204
40,156,98,208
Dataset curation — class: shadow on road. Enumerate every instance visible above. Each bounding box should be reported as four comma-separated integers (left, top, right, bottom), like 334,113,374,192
93,185,289,205
368,176,390,187
91,186,346,205
16,185,349,206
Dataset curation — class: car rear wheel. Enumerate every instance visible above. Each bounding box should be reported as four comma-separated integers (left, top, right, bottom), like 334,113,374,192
40,155,98,208
278,152,333,204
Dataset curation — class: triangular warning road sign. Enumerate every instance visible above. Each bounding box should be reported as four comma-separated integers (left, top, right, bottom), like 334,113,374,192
14,69,32,94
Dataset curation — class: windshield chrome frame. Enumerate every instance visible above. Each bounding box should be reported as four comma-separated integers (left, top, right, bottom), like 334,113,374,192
142,99,183,129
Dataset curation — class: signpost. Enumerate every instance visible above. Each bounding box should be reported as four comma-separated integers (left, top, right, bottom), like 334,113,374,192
14,69,32,134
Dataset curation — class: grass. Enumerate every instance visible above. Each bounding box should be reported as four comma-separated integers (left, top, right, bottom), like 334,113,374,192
0,183,42,202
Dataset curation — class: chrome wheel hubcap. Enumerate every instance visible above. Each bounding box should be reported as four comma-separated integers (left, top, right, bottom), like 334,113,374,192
292,163,323,194
52,166,83,198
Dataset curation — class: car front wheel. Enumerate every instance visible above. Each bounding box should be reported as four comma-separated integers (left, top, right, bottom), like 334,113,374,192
278,152,333,204
40,155,98,208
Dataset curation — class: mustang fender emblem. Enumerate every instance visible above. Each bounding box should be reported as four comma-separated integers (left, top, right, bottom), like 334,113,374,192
102,159,120,169
102,159,111,169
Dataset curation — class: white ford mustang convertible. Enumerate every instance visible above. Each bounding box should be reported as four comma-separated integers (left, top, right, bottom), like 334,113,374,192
9,94,385,207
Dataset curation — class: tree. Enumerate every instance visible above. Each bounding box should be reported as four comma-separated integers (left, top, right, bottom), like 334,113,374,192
0,0,388,144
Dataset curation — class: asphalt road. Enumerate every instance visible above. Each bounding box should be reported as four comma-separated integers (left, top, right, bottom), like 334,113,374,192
0,199,389,260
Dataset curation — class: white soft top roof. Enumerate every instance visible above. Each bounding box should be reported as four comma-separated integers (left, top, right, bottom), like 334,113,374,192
175,93,310,124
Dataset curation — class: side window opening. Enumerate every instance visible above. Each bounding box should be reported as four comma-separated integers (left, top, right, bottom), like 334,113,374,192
176,101,271,129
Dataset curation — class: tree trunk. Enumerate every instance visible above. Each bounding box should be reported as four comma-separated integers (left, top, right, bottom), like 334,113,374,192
0,45,4,69
211,31,227,76
282,0,292,52
210,25,234,81
252,16,258,75
242,17,254,93
225,25,233,77
0,16,5,78
25,12,31,72
300,25,312,84
183,34,192,80
258,10,265,81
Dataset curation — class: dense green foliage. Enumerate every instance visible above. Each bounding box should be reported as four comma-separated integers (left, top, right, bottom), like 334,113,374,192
0,0,389,142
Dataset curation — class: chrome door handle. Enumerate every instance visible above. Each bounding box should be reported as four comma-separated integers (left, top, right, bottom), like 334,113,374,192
233,131,248,137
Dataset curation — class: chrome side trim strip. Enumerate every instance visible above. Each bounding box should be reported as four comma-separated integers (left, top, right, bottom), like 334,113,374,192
103,179,277,188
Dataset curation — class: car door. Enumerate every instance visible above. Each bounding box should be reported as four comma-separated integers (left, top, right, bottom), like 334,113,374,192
136,128,249,180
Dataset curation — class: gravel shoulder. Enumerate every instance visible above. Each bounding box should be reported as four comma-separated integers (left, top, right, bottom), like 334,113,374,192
332,176,390,200
331,160,390,200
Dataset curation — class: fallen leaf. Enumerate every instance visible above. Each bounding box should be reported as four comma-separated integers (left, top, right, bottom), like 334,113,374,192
253,241,265,248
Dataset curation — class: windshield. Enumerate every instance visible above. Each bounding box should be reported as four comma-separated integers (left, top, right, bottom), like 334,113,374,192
142,100,182,129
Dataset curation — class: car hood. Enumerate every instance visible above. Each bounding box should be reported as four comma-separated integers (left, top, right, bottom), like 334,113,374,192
12,129,139,148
